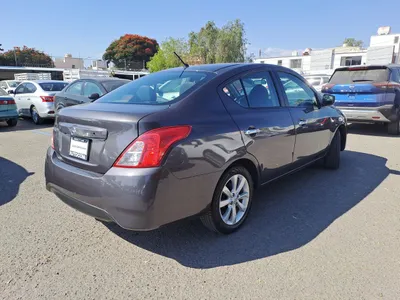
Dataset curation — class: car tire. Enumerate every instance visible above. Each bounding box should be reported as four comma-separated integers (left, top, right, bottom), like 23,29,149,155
200,166,254,234
324,130,341,170
388,118,400,135
6,118,18,127
31,106,43,125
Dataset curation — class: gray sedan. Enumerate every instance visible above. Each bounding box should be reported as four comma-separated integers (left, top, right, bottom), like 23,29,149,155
45,63,347,234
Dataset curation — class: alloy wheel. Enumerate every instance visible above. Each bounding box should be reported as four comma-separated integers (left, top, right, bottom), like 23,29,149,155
219,174,250,225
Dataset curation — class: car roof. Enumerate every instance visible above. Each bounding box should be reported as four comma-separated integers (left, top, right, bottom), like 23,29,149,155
22,80,67,84
79,78,131,83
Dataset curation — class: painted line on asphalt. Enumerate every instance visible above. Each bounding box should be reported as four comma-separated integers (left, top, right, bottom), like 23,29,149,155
31,130,52,136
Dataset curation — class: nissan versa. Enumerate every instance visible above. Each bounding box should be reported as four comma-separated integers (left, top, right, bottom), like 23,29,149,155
45,63,347,234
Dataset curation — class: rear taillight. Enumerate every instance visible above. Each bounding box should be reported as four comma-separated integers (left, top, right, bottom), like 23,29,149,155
0,99,16,105
373,82,400,89
113,126,192,168
41,96,54,102
321,83,334,92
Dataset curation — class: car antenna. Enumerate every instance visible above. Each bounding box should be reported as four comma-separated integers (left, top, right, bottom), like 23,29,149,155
174,52,189,68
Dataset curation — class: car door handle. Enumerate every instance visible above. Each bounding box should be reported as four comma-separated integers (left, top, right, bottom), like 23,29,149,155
27,98,31,100
298,120,307,126
245,128,261,135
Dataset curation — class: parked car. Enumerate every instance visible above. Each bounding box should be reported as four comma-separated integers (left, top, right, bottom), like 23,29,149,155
322,64,400,135
0,80,21,94
54,78,130,112
304,75,330,92
0,88,18,127
13,80,68,124
45,63,347,234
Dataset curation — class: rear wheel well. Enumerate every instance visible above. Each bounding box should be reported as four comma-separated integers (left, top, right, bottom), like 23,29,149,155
338,125,346,151
30,105,35,114
227,158,259,189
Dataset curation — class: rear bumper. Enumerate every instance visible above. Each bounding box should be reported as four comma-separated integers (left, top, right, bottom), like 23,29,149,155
45,148,219,230
38,102,55,119
0,111,18,121
337,105,395,123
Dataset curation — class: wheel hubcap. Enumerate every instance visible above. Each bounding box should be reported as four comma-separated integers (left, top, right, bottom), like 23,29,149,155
219,174,250,226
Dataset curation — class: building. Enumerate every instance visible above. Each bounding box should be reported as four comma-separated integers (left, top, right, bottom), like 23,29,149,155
91,60,108,70
254,26,400,75
54,54,84,69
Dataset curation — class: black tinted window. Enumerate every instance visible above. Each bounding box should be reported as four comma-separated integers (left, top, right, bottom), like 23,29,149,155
102,80,129,92
97,71,213,105
25,83,37,93
242,72,280,108
223,79,248,107
39,82,68,91
330,68,389,84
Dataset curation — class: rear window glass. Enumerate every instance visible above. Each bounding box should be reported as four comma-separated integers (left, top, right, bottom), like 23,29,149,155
0,88,8,96
103,80,130,92
330,68,389,84
39,82,68,91
97,71,214,105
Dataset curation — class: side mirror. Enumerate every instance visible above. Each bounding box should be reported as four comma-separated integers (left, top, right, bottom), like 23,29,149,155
8,90,14,94
88,93,100,100
322,94,335,106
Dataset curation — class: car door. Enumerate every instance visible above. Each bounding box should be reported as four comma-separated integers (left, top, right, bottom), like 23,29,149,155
275,71,332,164
24,82,38,115
61,81,86,108
14,83,29,116
82,81,105,101
219,69,296,183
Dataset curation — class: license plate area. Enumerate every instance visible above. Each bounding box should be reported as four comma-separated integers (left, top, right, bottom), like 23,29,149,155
69,137,89,161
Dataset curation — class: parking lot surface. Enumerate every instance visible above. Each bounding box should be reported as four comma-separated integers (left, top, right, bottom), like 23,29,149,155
1,119,400,299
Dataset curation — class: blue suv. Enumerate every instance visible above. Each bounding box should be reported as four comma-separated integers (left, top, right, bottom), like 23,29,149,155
322,64,400,135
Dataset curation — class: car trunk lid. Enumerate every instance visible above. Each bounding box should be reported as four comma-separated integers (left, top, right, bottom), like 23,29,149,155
53,102,168,173
322,66,392,107
0,96,16,112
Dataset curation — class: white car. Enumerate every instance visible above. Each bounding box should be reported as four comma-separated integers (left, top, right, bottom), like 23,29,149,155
13,80,68,124
304,75,330,92
0,80,21,94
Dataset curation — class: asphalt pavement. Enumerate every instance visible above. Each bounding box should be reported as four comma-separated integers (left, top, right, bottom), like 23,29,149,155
0,119,399,299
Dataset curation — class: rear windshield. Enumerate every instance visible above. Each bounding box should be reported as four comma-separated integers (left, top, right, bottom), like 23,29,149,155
103,80,130,92
97,70,214,105
0,88,8,96
39,82,68,91
330,68,389,84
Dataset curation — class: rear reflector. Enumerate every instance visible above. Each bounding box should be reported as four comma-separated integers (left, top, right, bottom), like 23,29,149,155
372,116,380,119
113,126,192,168
41,96,54,102
0,99,16,105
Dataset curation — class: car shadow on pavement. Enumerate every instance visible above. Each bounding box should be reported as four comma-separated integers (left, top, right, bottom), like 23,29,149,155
0,118,53,132
0,157,34,206
105,150,397,269
348,123,399,137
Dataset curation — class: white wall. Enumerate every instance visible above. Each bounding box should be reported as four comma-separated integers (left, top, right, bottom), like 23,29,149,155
54,57,84,69
333,52,367,69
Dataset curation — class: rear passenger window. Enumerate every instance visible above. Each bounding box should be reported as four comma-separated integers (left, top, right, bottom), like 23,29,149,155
223,79,248,107
242,72,280,108
25,83,37,93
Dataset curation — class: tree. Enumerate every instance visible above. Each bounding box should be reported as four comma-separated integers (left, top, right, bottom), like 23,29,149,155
0,46,54,67
103,34,158,69
189,19,246,64
343,38,363,47
147,38,189,73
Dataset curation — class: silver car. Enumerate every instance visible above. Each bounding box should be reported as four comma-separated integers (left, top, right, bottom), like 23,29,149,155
13,80,68,124
304,75,330,92
0,80,21,94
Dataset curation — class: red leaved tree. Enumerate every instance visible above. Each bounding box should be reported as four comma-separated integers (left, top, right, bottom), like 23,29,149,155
103,34,158,70
0,46,54,67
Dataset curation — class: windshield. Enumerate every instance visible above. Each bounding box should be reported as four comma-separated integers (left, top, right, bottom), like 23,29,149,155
97,70,214,105
330,68,389,84
103,80,130,92
8,81,21,88
39,82,68,92
0,88,8,96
